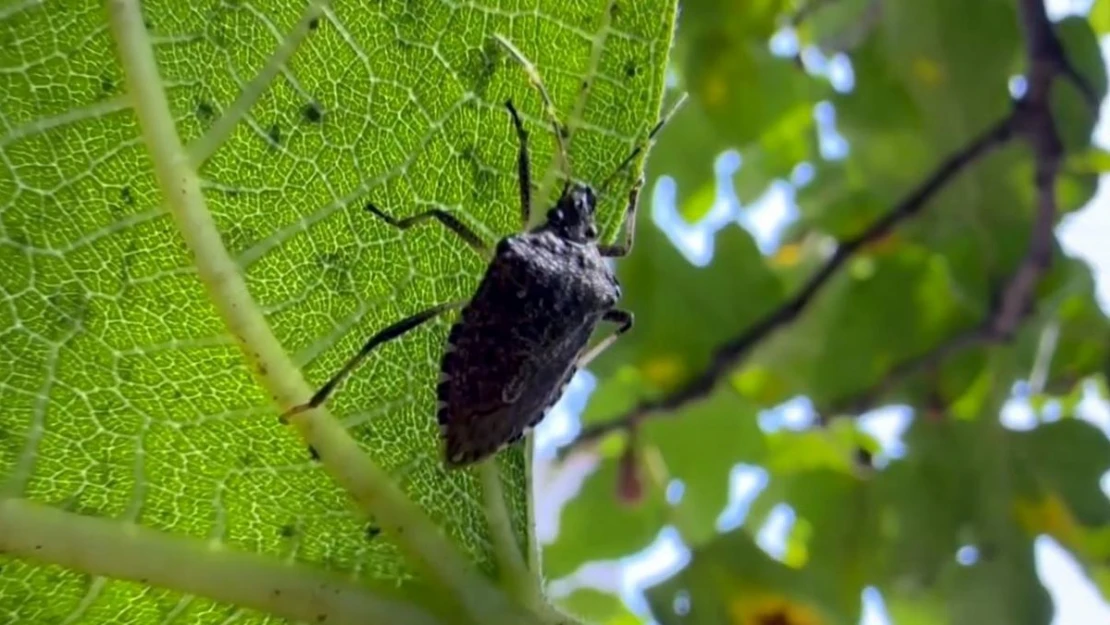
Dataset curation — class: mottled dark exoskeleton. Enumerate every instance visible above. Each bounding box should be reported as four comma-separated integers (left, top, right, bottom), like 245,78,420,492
281,40,685,467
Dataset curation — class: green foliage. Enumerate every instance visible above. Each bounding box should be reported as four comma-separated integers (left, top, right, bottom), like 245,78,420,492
5,0,1110,624
0,0,675,623
544,3,1110,625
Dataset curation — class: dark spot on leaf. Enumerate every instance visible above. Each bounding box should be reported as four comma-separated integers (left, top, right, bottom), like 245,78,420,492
461,144,494,202
143,18,153,30
196,100,215,122
273,589,282,597
757,611,791,625
224,223,257,256
34,545,42,550
316,251,354,296
279,524,296,538
45,285,90,338
120,186,134,205
365,525,381,541
855,447,873,468
240,453,254,467
258,362,269,376
302,102,323,123
308,17,319,30
317,614,327,623
100,75,115,93
308,445,320,461
610,2,622,20
468,38,502,95
624,61,638,78
140,577,148,583
267,123,281,147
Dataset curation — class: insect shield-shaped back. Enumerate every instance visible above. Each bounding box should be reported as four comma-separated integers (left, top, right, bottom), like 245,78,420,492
437,183,622,467
278,33,685,468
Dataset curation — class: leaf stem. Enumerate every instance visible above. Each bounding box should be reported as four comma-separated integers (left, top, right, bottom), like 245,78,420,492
104,2,522,623
524,435,542,574
478,459,574,625
479,461,532,593
0,498,444,625
186,0,328,168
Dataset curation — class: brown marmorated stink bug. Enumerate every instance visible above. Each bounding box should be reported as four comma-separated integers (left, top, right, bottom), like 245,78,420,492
281,35,687,467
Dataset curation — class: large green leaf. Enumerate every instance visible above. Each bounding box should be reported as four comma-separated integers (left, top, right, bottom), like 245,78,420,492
0,0,676,622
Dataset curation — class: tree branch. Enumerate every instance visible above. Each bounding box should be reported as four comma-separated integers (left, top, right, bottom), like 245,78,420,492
569,117,1015,448
802,0,1076,421
567,0,1080,449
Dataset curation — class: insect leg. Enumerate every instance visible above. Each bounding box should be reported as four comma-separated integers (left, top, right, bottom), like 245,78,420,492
577,309,633,368
279,300,465,422
505,100,533,228
365,203,489,255
598,176,644,258
493,34,573,184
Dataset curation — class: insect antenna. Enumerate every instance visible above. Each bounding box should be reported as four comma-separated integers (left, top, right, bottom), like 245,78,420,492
599,92,690,194
493,34,573,186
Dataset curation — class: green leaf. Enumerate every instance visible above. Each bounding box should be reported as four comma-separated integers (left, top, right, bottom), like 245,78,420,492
647,0,826,208
585,219,785,399
1092,0,1110,35
644,528,853,625
542,442,668,580
776,0,1110,412
558,588,645,625
795,0,875,52
1065,146,1110,174
0,0,676,622
545,387,762,577
1052,17,1108,155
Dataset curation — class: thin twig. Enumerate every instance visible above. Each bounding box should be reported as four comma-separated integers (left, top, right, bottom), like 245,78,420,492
807,0,1075,419
568,117,1013,447
566,0,1081,449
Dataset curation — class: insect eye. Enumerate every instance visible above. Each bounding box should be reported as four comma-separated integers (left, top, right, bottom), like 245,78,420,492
550,209,564,222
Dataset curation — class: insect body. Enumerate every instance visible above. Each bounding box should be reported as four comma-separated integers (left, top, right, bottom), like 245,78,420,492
281,40,685,467
437,181,633,465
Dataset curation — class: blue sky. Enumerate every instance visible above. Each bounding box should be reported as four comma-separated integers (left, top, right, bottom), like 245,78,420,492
532,1,1110,623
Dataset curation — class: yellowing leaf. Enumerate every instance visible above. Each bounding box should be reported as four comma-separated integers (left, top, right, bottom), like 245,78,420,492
1014,493,1081,544
772,243,805,267
732,366,791,405
912,57,945,87
728,591,827,625
703,73,730,108
641,355,687,390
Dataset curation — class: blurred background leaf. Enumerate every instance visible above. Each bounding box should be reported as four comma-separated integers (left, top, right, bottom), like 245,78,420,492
538,2,1110,625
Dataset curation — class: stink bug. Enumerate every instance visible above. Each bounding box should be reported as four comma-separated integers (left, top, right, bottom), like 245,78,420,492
281,35,686,467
